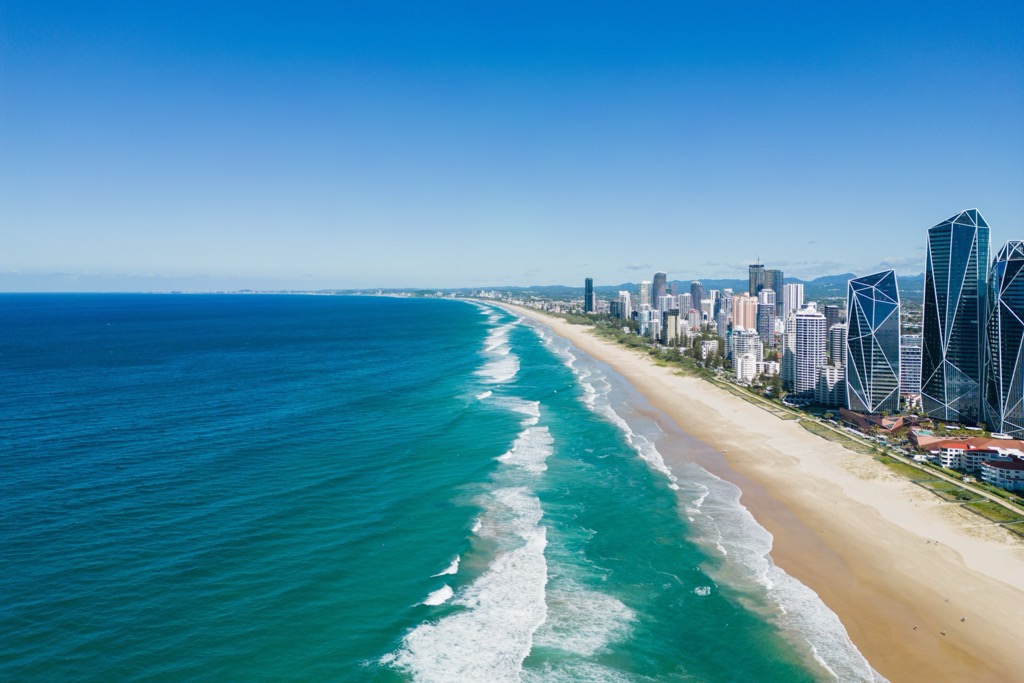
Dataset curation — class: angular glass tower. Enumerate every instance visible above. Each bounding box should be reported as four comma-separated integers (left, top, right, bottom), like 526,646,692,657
984,241,1024,436
921,209,990,423
846,270,901,414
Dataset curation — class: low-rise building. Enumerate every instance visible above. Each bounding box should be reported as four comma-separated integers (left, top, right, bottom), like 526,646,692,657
981,459,1024,492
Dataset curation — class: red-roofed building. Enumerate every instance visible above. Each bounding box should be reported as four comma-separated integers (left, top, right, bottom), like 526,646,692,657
981,460,1024,492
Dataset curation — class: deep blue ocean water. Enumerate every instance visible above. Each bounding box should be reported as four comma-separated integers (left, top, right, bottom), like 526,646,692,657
0,295,882,681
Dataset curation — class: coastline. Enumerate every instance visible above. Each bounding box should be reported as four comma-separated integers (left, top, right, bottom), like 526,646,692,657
505,304,1024,682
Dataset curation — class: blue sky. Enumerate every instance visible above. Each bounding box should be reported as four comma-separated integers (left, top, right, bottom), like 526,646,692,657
2,1,1022,290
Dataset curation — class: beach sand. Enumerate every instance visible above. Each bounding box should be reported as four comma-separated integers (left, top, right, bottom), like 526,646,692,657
508,305,1024,682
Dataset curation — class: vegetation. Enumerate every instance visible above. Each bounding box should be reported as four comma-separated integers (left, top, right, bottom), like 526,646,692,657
963,501,1024,524
799,419,875,453
876,456,935,481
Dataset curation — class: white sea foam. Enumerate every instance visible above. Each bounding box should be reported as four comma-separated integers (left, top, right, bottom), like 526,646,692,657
386,487,548,682
497,426,553,474
422,585,454,605
693,586,712,597
530,582,635,656
432,556,460,577
522,661,636,683
476,353,520,384
471,518,482,534
547,334,681,491
475,390,492,401
683,465,886,682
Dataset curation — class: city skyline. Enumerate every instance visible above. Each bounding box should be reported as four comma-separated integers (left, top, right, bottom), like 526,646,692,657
2,3,1023,292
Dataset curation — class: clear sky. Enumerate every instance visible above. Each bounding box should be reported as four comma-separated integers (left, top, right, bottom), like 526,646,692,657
2,1,1022,291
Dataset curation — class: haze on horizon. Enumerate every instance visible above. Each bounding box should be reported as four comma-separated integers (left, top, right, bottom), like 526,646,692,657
2,1,1022,292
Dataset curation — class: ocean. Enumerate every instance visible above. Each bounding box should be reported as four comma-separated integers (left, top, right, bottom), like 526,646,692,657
0,294,881,681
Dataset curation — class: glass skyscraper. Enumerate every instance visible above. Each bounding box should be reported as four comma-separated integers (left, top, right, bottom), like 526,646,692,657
846,270,901,414
984,241,1024,436
652,272,668,310
584,277,595,313
921,209,990,423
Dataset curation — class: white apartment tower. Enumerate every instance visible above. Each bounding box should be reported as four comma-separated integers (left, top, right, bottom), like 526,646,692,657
795,304,827,395
783,283,805,319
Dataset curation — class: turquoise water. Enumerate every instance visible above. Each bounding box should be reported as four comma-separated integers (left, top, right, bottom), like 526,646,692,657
0,295,880,681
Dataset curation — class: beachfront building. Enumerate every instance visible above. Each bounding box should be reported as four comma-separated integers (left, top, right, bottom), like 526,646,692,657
736,353,757,383
794,304,827,395
816,365,845,406
901,334,923,396
984,241,1024,437
584,278,595,313
846,270,901,414
981,459,1024,492
922,209,990,424
732,328,763,364
661,312,679,345
781,313,797,391
700,339,720,360
757,360,780,377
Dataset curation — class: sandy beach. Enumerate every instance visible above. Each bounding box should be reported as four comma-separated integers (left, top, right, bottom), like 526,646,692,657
507,305,1024,682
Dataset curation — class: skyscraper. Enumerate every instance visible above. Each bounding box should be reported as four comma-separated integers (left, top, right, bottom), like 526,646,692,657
828,323,848,367
765,270,784,315
749,264,765,296
795,304,827,395
783,283,804,319
846,270,901,414
984,241,1024,436
638,281,652,309
922,209,990,423
757,289,776,347
584,277,595,313
653,272,668,309
901,334,923,396
690,281,707,315
823,305,841,333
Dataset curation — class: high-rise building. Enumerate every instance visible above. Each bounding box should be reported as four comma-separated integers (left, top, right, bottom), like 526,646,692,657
584,278,595,313
984,241,1024,436
922,209,990,423
846,270,901,414
638,281,652,309
617,291,632,319
901,334,923,396
690,281,707,313
816,366,846,407
733,328,764,363
781,313,797,390
765,270,784,315
669,282,679,297
653,272,668,308
658,295,677,313
795,304,827,395
828,323,848,367
732,294,759,330
824,305,841,333
749,264,765,296
783,283,804,319
757,289,776,347
677,293,692,315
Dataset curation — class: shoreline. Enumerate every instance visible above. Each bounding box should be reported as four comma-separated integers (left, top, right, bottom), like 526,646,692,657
505,304,1024,682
